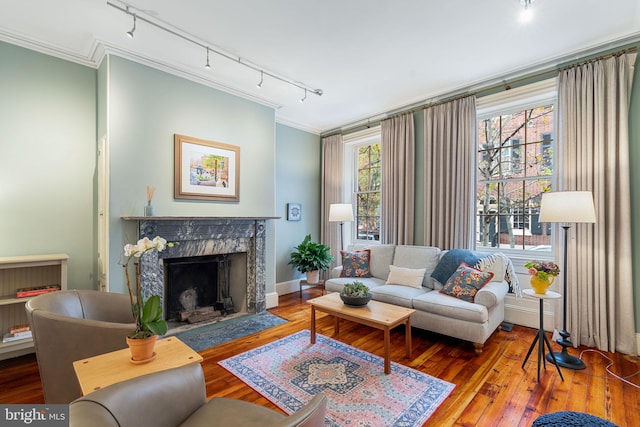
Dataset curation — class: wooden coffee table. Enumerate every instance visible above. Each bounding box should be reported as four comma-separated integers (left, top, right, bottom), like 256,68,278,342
73,336,203,395
307,292,415,374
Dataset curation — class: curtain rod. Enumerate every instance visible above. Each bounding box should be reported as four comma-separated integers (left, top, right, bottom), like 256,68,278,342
322,45,637,138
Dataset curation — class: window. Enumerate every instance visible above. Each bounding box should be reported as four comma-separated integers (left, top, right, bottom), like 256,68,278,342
355,143,381,241
343,127,382,243
475,81,556,254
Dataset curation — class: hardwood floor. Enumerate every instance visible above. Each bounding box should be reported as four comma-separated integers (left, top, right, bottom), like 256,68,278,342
1,289,639,426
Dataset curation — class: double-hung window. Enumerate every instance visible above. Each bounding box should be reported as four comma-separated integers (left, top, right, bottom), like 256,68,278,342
475,79,557,255
343,127,382,243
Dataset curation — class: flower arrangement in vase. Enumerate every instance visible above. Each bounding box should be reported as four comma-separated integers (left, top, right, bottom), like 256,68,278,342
524,260,560,294
122,236,173,362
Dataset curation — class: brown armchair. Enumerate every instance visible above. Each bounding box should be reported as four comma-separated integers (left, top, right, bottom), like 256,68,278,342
25,289,135,403
70,363,327,427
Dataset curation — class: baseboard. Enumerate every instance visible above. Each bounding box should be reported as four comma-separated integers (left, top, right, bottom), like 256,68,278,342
637,333,640,355
275,279,302,297
266,291,279,309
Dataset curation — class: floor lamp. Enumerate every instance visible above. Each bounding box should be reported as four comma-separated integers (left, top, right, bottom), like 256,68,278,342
328,204,354,251
539,191,596,370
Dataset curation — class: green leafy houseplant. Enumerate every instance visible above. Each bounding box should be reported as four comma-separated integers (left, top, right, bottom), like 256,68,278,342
123,236,173,339
342,281,370,297
288,234,335,273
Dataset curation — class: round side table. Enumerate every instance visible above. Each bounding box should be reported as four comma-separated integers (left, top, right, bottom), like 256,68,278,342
522,289,564,382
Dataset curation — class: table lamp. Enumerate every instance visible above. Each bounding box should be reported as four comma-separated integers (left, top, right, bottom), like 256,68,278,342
329,204,354,251
539,191,596,370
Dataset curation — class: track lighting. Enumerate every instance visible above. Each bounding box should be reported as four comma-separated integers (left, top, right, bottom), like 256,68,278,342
257,71,264,88
520,0,535,9
109,1,323,102
126,9,136,38
205,47,211,70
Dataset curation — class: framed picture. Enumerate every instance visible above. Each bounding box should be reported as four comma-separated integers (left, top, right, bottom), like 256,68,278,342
287,203,302,221
174,134,240,201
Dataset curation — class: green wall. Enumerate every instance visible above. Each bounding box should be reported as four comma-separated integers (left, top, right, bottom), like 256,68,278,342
105,56,277,294
0,41,97,289
274,124,322,282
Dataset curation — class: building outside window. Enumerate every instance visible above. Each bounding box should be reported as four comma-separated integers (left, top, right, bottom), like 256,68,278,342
476,103,555,253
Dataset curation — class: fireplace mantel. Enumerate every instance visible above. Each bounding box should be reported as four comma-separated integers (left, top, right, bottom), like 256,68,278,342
122,216,277,316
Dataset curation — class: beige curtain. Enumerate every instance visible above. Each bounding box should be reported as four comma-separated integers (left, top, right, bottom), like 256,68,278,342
320,134,344,268
558,51,637,354
423,96,476,249
381,113,415,244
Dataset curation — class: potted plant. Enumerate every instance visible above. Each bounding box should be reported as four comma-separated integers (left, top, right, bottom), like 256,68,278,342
524,260,560,294
340,281,372,307
288,234,334,284
122,236,173,363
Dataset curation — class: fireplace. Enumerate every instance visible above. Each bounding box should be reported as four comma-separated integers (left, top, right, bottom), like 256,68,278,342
123,217,270,323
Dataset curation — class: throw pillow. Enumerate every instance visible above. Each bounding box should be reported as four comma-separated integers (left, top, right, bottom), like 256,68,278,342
340,250,372,278
431,249,484,286
439,262,494,303
385,265,427,288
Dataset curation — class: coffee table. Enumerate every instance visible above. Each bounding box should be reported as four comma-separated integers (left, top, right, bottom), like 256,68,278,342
73,336,203,395
307,292,415,374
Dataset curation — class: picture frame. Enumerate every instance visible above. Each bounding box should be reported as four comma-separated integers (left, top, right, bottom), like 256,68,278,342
287,203,302,221
174,134,240,201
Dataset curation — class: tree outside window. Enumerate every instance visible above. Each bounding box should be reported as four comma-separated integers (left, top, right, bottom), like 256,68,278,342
355,143,381,241
476,105,554,252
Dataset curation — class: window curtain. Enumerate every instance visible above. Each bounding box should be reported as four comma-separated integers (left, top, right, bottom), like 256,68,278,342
381,113,415,244
557,51,637,354
320,134,344,268
423,96,476,249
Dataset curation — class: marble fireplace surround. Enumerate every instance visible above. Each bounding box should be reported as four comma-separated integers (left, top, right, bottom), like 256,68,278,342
122,217,275,317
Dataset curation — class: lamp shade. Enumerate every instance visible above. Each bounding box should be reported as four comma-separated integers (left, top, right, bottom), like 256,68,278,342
539,191,596,223
329,204,354,222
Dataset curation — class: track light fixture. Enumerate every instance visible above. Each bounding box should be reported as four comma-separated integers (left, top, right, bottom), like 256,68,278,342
126,7,136,38
520,0,535,9
257,71,264,88
108,1,323,102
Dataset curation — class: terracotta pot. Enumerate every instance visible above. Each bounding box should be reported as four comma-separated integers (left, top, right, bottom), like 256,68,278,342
530,275,555,294
306,270,320,284
126,335,158,363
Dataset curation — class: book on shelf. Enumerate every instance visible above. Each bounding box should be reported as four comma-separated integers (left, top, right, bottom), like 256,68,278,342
2,330,32,343
10,324,30,334
15,284,61,298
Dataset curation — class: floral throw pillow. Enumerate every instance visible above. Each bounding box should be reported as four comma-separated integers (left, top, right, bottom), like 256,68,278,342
340,249,372,278
439,262,494,303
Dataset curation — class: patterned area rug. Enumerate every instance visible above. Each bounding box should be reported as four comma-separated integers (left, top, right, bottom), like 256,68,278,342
219,330,455,427
173,312,287,352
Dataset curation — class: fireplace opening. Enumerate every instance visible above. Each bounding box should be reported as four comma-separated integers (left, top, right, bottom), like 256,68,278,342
164,252,248,324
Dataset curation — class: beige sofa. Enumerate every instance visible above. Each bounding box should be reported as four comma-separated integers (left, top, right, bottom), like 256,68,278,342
325,245,514,354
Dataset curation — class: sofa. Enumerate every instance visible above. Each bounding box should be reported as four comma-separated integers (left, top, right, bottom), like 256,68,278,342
325,245,518,354
70,363,327,427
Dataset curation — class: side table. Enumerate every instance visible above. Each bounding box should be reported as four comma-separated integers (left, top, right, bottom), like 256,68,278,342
522,289,564,382
299,279,325,299
73,336,203,395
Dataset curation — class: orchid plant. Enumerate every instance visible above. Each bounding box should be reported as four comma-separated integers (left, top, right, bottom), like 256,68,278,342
122,236,173,339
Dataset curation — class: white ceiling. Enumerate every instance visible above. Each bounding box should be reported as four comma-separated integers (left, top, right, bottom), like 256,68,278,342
1,0,639,134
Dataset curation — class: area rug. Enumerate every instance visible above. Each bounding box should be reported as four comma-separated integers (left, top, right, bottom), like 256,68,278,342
173,312,287,352
219,330,455,427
